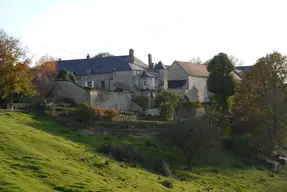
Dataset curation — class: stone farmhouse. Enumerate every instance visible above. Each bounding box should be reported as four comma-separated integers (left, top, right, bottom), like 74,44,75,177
56,49,242,111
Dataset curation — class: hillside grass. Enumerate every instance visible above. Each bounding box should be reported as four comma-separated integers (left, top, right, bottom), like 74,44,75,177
0,110,286,191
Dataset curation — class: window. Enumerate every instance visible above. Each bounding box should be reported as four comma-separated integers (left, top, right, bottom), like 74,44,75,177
144,80,147,85
87,81,93,87
101,81,105,89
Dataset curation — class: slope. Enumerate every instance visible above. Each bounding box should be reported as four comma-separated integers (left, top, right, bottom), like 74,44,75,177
0,111,286,192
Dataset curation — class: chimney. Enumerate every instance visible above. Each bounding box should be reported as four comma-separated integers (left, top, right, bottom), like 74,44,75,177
148,54,153,69
87,53,90,59
129,49,134,63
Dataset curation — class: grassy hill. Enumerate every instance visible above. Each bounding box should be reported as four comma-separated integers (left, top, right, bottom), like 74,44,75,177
0,111,286,192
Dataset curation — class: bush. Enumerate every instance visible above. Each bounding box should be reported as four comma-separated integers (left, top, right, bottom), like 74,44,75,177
153,157,172,176
103,108,119,120
57,69,77,83
98,143,143,163
132,96,149,110
162,180,173,189
159,102,174,121
93,107,105,120
74,103,95,123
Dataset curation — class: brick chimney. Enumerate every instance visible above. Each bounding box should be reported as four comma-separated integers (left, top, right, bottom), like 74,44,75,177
148,54,153,69
129,49,134,63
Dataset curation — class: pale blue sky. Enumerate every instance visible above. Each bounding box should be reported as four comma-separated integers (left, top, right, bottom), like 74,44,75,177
1,0,287,66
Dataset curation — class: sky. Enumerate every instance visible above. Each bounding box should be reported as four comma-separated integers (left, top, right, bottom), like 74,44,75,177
1,0,287,66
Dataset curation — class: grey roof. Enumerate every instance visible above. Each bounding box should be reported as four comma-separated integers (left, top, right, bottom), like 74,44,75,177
154,61,166,70
56,55,147,75
141,71,156,78
235,66,253,71
175,61,242,80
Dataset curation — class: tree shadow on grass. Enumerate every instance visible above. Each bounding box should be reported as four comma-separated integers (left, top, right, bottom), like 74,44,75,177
23,112,187,176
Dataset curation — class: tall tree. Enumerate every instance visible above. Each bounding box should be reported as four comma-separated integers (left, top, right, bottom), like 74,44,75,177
207,52,236,114
235,51,287,155
94,52,114,58
0,29,36,109
33,55,56,97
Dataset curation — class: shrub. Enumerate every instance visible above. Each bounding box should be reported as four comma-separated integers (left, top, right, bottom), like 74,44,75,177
153,157,172,176
162,180,173,189
182,100,201,110
146,140,157,148
132,96,149,110
159,102,174,121
154,90,179,108
74,103,95,123
93,107,105,120
98,143,143,163
103,108,119,120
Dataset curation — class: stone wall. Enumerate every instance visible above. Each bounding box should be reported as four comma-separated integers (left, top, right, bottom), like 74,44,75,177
90,90,131,111
68,120,171,136
53,81,90,103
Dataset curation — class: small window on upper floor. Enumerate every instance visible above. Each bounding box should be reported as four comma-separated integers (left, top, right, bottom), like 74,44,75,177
144,80,147,85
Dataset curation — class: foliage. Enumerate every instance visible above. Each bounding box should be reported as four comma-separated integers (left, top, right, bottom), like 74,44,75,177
103,108,119,120
74,103,95,123
234,51,287,156
33,55,56,97
181,100,202,115
56,69,76,82
94,52,114,58
98,143,143,163
68,72,76,82
207,52,236,114
1,111,287,191
159,102,174,121
132,96,149,110
153,156,172,176
162,180,173,189
93,107,105,120
160,115,220,169
0,29,36,109
154,90,179,108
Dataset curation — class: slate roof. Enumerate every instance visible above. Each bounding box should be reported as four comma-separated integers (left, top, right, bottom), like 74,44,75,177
141,71,156,78
235,66,253,72
154,61,166,70
175,61,242,80
235,66,253,77
56,55,147,75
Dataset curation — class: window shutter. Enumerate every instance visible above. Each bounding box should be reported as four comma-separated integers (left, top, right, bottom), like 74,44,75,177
84,81,88,87
92,81,95,88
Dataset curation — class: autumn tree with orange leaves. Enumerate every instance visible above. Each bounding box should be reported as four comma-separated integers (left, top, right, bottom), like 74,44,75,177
33,55,57,97
0,29,36,109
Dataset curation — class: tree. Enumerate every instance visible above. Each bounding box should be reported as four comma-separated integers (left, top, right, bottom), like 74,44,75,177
159,102,174,121
154,90,179,108
229,55,244,66
234,51,287,156
207,52,236,114
33,55,56,97
0,29,36,109
190,56,203,65
56,69,76,83
94,52,114,58
161,115,220,169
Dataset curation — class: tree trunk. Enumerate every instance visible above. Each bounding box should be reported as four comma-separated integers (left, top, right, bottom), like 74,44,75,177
8,94,14,110
185,155,192,170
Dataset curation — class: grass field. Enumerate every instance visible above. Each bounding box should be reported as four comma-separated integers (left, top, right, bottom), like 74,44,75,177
0,110,286,192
